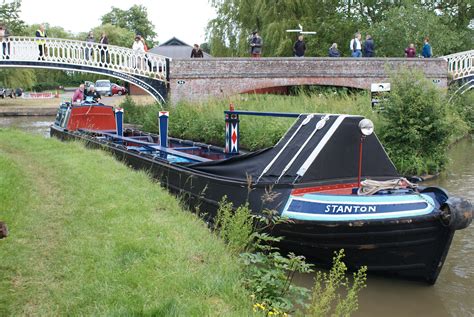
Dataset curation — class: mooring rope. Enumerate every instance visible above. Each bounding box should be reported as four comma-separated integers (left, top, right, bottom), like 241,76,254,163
357,178,417,196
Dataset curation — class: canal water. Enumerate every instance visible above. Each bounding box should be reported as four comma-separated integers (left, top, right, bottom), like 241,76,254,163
0,116,54,137
1,117,473,316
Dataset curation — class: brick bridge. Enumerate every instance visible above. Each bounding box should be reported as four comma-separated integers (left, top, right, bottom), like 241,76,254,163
169,58,448,103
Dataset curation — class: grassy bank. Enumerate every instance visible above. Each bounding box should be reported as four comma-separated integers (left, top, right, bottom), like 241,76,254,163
0,130,252,316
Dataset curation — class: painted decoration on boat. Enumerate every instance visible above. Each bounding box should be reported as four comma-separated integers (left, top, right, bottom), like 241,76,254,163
281,193,435,221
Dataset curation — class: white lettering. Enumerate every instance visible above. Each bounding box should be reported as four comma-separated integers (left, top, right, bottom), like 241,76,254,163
322,204,377,214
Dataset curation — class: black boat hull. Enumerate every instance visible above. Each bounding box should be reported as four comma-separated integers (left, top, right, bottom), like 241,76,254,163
50,126,458,284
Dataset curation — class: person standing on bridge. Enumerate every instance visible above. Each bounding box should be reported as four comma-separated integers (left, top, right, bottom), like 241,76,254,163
405,43,416,58
422,37,432,58
132,35,145,69
0,24,10,59
98,32,109,66
328,43,341,57
85,31,95,61
35,24,47,60
293,35,306,57
349,32,362,57
363,34,375,57
249,31,263,58
191,44,204,58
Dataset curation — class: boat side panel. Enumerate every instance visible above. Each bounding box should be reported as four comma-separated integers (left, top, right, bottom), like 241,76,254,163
66,106,117,131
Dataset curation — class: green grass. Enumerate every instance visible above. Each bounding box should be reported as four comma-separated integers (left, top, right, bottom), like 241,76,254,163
0,129,253,316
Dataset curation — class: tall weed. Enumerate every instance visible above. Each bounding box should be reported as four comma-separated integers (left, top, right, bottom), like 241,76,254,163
213,198,367,316
309,250,367,317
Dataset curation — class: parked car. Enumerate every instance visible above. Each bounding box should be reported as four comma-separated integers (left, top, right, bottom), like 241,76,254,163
94,80,112,96
111,84,127,96
0,88,15,98
15,88,23,97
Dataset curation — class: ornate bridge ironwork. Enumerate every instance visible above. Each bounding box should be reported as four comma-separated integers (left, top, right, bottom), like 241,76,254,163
443,50,473,81
443,50,473,96
0,37,170,103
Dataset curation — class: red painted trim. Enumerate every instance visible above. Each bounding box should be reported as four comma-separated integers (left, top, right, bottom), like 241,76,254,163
292,183,359,196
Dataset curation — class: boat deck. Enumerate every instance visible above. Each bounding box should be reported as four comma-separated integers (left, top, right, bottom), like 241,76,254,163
82,129,230,164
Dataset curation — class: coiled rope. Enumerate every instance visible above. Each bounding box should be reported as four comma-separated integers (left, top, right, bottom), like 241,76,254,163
357,178,417,196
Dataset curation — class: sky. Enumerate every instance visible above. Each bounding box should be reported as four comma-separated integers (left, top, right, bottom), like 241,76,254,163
18,0,216,46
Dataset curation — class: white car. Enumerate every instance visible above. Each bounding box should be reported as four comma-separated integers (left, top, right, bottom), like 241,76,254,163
95,80,112,96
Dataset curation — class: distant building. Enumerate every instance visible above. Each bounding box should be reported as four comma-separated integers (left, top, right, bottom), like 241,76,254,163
149,37,212,59
130,37,212,96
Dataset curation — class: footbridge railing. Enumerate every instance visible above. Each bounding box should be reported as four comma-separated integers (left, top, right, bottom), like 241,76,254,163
0,37,171,102
442,50,473,81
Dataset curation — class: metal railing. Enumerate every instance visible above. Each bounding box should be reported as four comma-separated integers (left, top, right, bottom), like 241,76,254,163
442,50,473,81
0,36,170,81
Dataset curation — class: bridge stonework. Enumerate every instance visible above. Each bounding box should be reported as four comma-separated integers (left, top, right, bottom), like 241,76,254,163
169,58,448,103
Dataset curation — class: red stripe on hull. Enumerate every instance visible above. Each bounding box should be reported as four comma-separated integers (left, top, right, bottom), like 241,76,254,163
292,183,359,196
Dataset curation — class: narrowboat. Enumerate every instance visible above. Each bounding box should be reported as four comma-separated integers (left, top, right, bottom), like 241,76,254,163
50,101,473,284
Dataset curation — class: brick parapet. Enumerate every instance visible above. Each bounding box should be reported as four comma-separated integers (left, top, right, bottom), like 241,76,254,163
168,58,448,103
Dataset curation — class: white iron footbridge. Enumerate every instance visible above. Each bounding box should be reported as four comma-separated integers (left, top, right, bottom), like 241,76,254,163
0,37,170,102
442,50,473,95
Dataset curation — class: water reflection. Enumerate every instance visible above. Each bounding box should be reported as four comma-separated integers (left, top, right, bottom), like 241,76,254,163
0,116,54,137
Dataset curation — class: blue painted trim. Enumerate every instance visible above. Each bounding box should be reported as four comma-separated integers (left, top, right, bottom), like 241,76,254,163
115,108,124,138
281,194,436,221
159,112,169,148
224,110,300,118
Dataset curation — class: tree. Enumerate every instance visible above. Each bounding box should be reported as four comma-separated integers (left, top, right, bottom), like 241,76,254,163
0,1,34,89
207,0,472,57
366,5,464,57
206,0,364,57
24,24,75,39
88,24,135,48
0,69,36,89
101,5,157,46
0,0,26,35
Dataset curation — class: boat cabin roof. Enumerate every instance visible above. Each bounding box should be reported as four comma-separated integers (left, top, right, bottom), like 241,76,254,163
191,114,399,185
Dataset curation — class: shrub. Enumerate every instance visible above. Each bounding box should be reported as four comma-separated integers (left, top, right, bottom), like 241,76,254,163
448,89,474,133
378,69,452,175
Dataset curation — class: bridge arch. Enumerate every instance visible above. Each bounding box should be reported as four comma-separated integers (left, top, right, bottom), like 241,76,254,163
0,37,171,103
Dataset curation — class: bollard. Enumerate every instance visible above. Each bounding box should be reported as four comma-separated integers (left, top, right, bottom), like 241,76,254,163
159,111,169,148
115,107,124,138
225,104,239,154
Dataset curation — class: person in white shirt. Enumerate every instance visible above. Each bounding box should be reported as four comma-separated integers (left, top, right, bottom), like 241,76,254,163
132,35,145,69
349,32,362,57
132,35,145,52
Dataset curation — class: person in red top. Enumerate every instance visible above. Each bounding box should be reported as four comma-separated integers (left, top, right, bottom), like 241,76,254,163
139,35,152,71
405,43,416,57
72,84,85,103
